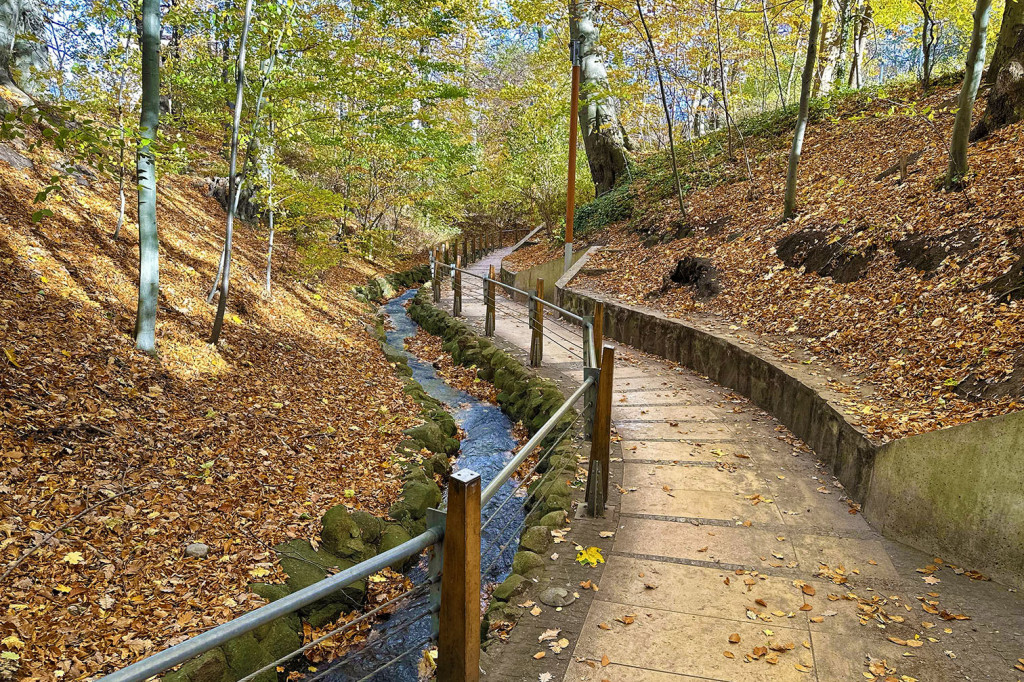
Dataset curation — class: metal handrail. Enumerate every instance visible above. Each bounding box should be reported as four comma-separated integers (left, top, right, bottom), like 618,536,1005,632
98,525,444,682
448,267,586,325
481,377,593,505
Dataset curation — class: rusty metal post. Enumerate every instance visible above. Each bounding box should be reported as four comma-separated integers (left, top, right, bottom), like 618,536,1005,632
436,469,481,682
530,278,544,367
485,265,496,336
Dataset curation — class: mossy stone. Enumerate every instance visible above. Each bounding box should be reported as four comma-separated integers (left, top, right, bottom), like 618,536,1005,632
403,421,450,454
379,523,415,571
492,573,528,601
351,511,386,545
163,648,229,682
223,634,274,682
320,505,366,559
511,550,545,577
255,618,302,662
248,583,290,603
274,539,365,612
519,525,552,554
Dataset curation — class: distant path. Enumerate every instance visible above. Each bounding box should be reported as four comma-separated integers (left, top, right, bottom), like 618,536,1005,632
442,250,1024,682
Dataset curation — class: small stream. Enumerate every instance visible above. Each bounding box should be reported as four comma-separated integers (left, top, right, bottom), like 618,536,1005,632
324,288,525,681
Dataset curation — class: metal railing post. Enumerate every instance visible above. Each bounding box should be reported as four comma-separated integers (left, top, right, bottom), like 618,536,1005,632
485,264,496,336
586,345,614,515
593,301,605,368
454,256,462,317
437,470,481,682
530,278,544,367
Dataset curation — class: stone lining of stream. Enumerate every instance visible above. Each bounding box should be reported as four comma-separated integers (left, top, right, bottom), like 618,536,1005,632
406,287,589,641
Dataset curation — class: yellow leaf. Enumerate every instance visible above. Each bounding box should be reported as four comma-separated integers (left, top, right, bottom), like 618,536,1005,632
576,546,605,567
62,551,85,565
249,567,271,578
3,348,20,368
231,314,242,324
54,584,72,593
1,636,24,649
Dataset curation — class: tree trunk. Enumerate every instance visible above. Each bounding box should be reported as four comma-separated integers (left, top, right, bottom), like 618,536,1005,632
918,0,935,89
848,1,872,88
210,0,254,345
134,0,161,353
572,0,630,194
947,0,994,189
0,0,48,103
973,14,1024,139
713,0,734,157
636,0,685,219
761,0,787,107
987,0,1023,84
784,0,824,219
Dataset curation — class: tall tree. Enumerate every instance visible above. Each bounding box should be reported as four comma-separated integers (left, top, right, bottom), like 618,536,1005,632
947,0,994,189
210,0,254,345
848,0,872,88
914,0,936,89
973,3,1024,139
784,0,824,220
636,0,685,219
987,0,1023,83
134,0,161,353
572,0,631,194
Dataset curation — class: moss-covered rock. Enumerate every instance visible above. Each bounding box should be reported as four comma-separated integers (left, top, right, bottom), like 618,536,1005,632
511,550,545,577
403,421,456,455
538,510,568,528
273,539,365,622
249,582,290,603
519,525,552,554
492,573,529,602
351,510,386,545
378,523,415,571
320,505,367,560
255,617,302,662
223,634,274,682
162,648,230,682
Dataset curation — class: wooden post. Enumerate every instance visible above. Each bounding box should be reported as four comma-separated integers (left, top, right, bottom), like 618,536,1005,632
593,301,604,369
462,239,469,264
454,255,462,317
530,278,544,367
587,345,614,509
485,264,496,336
433,248,441,304
437,469,481,682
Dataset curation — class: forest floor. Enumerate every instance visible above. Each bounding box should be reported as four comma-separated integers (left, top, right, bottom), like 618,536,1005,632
518,76,1024,442
0,134,426,679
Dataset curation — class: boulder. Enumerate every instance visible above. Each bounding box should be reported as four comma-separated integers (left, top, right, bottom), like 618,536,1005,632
403,421,452,455
273,539,365,621
378,523,415,571
538,510,567,528
249,583,290,603
160,648,229,682
254,618,302,662
492,573,529,602
350,511,386,545
519,525,552,554
222,634,274,682
511,550,545,577
320,505,367,560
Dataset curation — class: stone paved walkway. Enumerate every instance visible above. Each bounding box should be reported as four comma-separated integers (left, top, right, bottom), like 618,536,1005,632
439,248,1024,682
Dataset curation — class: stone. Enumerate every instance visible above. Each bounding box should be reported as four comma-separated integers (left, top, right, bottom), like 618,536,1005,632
249,583,290,603
403,421,450,454
539,586,576,607
511,550,545,577
519,525,551,554
273,539,365,610
185,542,210,559
161,648,228,682
320,505,366,559
0,143,31,170
378,523,415,571
350,511,386,545
222,634,274,682
492,573,528,601
538,510,567,528
254,618,302,662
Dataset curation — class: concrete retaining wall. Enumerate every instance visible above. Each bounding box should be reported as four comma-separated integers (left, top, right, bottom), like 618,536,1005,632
555,255,1024,589
500,250,586,304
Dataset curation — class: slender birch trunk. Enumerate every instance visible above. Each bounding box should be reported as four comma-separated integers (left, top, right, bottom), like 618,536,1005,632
784,0,824,220
134,0,160,352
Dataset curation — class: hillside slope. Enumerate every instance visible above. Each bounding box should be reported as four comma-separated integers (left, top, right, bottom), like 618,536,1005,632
555,79,1024,442
0,139,420,678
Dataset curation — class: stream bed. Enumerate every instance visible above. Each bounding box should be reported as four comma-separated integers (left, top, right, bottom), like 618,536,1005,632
324,288,525,680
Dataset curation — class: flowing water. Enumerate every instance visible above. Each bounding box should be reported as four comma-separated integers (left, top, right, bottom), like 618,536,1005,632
323,288,525,680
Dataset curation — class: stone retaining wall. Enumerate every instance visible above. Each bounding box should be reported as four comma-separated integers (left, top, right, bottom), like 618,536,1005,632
555,259,1024,590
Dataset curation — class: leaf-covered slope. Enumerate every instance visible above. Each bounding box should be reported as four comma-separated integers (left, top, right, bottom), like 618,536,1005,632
0,141,421,678
572,80,1024,441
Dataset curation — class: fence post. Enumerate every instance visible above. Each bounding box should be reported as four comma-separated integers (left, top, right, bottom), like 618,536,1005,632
593,301,605,368
530,278,544,367
585,345,614,515
454,255,462,317
485,264,496,337
462,239,468,265
432,249,441,304
437,469,481,682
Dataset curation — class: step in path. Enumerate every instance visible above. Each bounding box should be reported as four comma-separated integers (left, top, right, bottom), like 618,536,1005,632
439,248,1024,682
